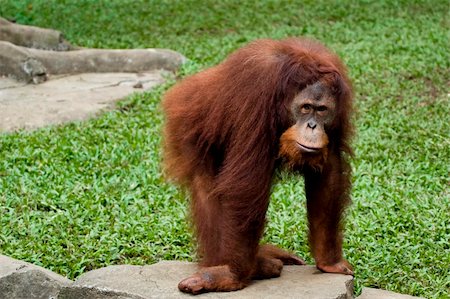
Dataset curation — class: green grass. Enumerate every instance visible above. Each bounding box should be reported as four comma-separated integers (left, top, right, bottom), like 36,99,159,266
0,1,449,298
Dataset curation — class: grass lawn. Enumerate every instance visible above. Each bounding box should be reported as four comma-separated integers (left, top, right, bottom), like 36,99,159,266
0,1,448,298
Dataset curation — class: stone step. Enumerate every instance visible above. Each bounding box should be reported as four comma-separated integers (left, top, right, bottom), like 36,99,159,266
0,255,426,299
58,261,353,299
0,255,72,299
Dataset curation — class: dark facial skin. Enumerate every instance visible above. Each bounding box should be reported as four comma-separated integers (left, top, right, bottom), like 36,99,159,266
290,82,336,153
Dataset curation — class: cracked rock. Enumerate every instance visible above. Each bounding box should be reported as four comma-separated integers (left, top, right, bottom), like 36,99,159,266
58,261,354,299
0,255,72,299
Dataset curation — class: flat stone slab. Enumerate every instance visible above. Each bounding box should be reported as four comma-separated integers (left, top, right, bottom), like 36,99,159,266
0,71,167,132
357,287,425,299
0,255,72,299
58,261,353,299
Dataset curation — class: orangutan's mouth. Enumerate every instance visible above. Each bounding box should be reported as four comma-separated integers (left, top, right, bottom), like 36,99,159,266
297,142,321,153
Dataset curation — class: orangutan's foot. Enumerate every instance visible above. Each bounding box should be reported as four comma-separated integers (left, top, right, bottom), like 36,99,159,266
317,259,354,275
253,244,306,279
178,265,247,295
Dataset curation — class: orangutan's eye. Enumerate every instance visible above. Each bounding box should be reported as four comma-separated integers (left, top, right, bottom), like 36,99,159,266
301,104,312,114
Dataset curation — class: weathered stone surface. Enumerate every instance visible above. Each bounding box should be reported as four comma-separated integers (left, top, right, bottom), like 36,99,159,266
0,18,185,132
0,254,72,299
357,287,425,299
58,261,353,299
0,71,167,132
0,41,185,83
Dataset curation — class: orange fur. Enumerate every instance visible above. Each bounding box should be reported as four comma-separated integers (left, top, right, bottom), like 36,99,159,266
279,125,328,171
162,37,354,294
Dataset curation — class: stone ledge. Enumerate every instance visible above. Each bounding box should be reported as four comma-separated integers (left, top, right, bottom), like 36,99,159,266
58,261,353,299
0,255,427,299
0,255,72,299
1,256,353,299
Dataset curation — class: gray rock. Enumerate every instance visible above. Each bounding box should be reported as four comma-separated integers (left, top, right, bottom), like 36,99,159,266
357,287,425,299
0,71,167,132
0,17,75,51
0,255,72,299
0,41,185,83
58,261,353,299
